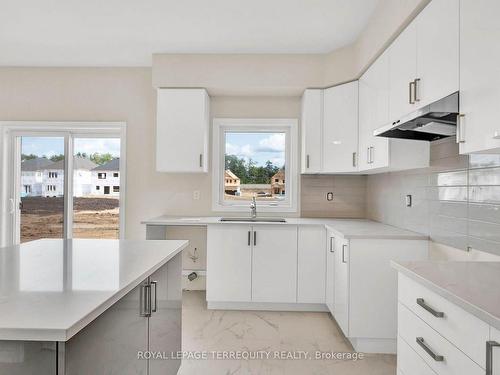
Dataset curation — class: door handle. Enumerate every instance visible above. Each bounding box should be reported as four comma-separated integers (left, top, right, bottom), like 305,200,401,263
306,155,310,169
352,152,357,167
329,237,335,252
367,147,371,164
139,283,152,317
414,78,421,102
486,341,500,375
416,337,444,362
342,244,347,263
253,231,257,246
409,81,416,104
247,231,251,246
416,298,444,318
150,280,158,313
457,114,466,143
199,154,203,168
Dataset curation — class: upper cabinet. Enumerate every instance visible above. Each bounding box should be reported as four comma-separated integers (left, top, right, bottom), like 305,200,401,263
459,0,500,154
301,83,359,174
323,82,359,173
156,88,209,173
388,0,459,123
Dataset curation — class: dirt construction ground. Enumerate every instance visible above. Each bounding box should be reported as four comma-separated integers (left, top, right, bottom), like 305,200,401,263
21,197,119,243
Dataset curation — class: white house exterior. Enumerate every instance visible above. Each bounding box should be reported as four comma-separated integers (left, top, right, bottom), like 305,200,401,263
91,158,120,197
21,156,97,197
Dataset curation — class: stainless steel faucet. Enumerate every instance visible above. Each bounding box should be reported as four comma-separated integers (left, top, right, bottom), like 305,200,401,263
250,196,257,218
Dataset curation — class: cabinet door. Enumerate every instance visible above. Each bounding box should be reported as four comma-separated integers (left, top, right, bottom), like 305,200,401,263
358,51,390,171
0,341,57,375
388,23,417,122
323,82,359,173
416,0,459,108
149,254,182,375
325,231,335,313
334,237,349,336
156,88,209,172
490,326,500,375
459,0,500,154
297,226,326,304
301,89,323,173
206,224,252,302
65,284,148,375
252,225,298,303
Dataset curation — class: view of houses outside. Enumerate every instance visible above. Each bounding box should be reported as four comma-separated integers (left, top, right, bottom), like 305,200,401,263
20,137,120,243
224,132,286,202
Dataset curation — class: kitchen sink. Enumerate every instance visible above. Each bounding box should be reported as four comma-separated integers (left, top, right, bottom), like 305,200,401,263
219,217,286,223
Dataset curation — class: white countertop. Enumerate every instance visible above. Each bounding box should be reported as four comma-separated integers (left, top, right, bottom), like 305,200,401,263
142,216,428,240
392,261,500,330
0,239,188,342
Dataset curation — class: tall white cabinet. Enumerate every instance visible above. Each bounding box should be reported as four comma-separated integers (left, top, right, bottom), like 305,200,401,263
156,88,209,173
301,89,323,173
459,0,500,153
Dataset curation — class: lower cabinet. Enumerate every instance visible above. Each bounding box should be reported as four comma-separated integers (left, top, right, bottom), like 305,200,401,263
333,236,349,336
207,224,326,308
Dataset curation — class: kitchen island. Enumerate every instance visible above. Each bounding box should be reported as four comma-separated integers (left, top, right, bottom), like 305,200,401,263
0,238,187,375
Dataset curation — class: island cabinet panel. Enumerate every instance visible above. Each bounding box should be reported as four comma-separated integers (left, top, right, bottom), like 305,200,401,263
0,341,57,375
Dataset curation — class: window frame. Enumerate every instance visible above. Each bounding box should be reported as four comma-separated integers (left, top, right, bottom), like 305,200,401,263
212,118,298,213
0,121,126,246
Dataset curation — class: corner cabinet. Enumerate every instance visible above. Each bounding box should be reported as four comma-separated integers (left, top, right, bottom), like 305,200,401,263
156,88,209,173
458,0,500,154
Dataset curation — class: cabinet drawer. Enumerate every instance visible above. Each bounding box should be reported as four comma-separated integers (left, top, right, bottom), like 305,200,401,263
398,274,489,367
398,303,483,375
398,335,437,375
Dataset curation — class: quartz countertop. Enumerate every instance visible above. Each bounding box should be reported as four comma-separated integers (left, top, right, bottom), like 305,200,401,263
142,216,428,240
392,261,500,330
0,239,188,341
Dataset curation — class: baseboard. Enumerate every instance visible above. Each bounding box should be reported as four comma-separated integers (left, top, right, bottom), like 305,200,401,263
207,301,328,312
348,337,396,354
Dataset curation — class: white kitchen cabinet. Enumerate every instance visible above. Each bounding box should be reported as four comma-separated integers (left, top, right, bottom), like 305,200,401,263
252,225,298,303
156,88,209,172
297,226,326,304
325,229,335,313
459,0,500,154
333,236,349,336
388,23,417,122
416,0,459,108
323,81,359,173
301,89,323,173
206,224,252,302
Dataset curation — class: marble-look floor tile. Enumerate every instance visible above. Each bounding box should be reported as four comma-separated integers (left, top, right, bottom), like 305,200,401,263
179,291,396,375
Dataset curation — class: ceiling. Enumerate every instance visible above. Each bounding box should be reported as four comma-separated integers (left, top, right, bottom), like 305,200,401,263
0,0,379,67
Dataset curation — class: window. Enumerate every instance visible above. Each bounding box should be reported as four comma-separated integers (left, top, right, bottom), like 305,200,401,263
113,172,119,177
113,186,119,193
96,186,100,190
98,172,106,179
48,172,58,178
212,118,298,212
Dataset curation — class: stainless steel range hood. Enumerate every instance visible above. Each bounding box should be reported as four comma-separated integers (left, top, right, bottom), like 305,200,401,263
374,92,459,141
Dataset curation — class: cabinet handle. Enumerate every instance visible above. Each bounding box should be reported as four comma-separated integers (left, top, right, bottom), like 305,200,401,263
329,237,335,252
486,341,500,375
342,244,347,263
370,147,374,164
199,154,203,168
456,114,466,143
306,155,310,169
367,147,371,164
151,280,158,313
139,283,152,317
248,231,251,246
416,298,444,318
416,337,444,362
352,152,357,167
253,231,257,246
409,81,416,104
414,78,421,102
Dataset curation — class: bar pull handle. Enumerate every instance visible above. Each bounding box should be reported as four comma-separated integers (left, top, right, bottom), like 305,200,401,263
329,237,335,252
139,283,152,317
457,114,466,143
306,155,310,169
367,147,371,164
150,280,158,313
342,244,347,263
416,298,444,318
409,81,416,104
248,231,251,246
370,147,374,164
414,78,421,102
253,231,257,246
486,340,500,375
199,154,203,168
416,337,444,362
352,152,357,167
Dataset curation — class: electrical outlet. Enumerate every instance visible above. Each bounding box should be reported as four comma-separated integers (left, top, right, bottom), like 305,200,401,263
326,192,334,201
193,190,200,200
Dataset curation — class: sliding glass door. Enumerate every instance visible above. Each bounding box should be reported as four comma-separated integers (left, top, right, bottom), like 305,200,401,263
7,124,125,245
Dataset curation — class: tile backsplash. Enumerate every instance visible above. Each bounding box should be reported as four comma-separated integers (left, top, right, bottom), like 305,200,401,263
367,138,500,257
301,175,366,218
